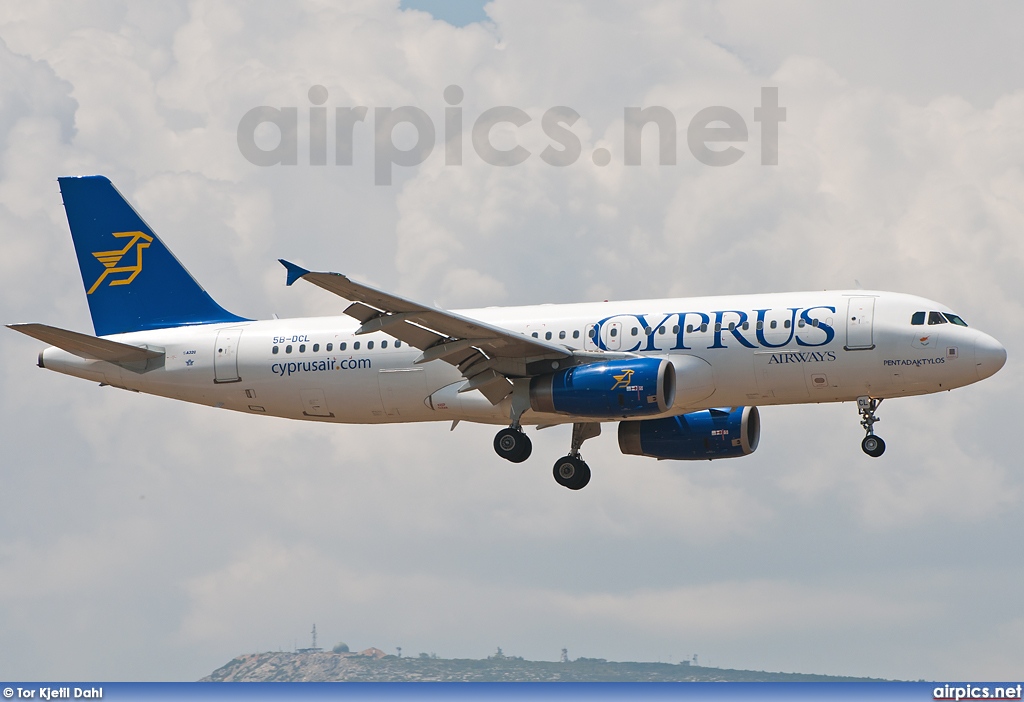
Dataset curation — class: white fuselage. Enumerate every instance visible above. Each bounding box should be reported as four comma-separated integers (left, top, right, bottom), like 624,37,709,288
39,290,1003,426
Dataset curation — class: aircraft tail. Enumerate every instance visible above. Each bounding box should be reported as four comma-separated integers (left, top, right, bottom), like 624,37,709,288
58,175,247,336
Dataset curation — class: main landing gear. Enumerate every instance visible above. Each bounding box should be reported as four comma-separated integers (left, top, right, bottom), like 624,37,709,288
492,421,600,490
552,422,600,491
493,382,534,464
857,396,886,458
493,426,532,463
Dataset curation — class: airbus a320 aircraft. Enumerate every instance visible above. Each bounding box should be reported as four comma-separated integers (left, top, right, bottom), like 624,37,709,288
9,176,1007,489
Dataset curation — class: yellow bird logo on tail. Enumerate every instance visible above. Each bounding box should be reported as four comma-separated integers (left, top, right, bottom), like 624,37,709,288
87,231,153,294
611,368,634,390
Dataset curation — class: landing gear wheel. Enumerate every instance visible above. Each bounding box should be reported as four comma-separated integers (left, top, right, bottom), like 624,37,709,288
857,397,886,458
553,456,591,490
494,427,532,463
861,435,886,458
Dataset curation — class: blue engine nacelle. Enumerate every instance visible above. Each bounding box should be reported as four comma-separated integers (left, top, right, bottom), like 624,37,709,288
530,357,675,418
617,406,760,460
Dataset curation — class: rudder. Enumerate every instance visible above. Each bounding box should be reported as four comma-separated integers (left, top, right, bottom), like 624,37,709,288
58,175,247,336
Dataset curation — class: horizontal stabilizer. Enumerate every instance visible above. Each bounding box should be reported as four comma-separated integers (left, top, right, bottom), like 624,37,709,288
7,323,164,372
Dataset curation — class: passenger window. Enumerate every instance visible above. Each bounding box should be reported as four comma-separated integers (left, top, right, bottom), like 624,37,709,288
367,340,374,349
928,311,947,325
286,345,293,354
588,328,596,338
644,326,652,335
943,313,968,327
610,328,618,337
714,323,722,332
558,331,565,339
572,330,580,339
272,345,279,354
812,319,819,327
784,320,791,329
672,325,679,334
395,340,402,347
911,311,926,325
545,331,552,340
756,320,764,330
340,342,347,351
742,322,749,331
631,327,638,336
354,341,360,350
313,343,320,352
700,323,708,333
797,319,805,328
299,344,306,353
727,322,735,331
532,332,539,338
381,340,388,348
326,343,333,352
770,320,777,329
686,324,693,334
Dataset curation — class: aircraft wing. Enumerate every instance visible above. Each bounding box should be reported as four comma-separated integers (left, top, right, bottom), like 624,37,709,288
279,260,581,403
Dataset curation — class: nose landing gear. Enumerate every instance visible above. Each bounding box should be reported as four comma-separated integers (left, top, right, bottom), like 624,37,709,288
857,396,885,457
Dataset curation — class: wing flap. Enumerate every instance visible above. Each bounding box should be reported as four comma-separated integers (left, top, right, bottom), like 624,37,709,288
278,260,607,407
281,260,570,362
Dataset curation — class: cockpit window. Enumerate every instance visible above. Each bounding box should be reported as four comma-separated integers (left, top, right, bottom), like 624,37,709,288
911,311,926,325
943,313,968,327
928,311,948,325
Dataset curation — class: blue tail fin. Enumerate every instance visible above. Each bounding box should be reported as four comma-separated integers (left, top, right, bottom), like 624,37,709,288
58,175,248,336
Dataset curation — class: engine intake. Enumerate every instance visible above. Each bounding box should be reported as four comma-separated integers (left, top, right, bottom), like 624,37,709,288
618,406,760,460
531,357,675,418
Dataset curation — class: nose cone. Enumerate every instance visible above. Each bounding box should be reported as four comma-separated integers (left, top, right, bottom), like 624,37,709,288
975,333,1007,381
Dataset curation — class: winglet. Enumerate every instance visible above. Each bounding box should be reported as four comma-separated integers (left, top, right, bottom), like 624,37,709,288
279,259,310,287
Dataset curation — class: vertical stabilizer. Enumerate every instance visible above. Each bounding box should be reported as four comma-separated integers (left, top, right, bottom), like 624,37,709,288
58,175,247,335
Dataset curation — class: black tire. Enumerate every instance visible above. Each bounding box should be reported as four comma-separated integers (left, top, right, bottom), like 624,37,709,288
494,428,532,463
569,461,591,490
553,456,591,490
517,433,533,462
861,435,886,458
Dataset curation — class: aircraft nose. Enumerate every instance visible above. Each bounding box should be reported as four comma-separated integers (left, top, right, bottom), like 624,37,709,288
974,333,1007,381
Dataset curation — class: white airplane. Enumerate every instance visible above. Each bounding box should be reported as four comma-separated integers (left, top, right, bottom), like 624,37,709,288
8,176,1007,489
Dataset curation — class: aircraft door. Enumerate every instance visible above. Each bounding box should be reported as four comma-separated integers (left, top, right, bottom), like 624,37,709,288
378,367,428,417
602,322,622,351
584,324,599,352
845,297,876,350
214,328,242,383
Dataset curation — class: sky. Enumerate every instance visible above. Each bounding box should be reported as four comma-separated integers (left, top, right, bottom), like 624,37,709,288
1,0,1022,682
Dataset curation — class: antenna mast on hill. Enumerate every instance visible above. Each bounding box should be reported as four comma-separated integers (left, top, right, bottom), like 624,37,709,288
311,624,318,650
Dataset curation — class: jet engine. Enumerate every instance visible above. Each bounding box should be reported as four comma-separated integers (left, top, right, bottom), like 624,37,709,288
618,406,760,460
530,357,675,418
